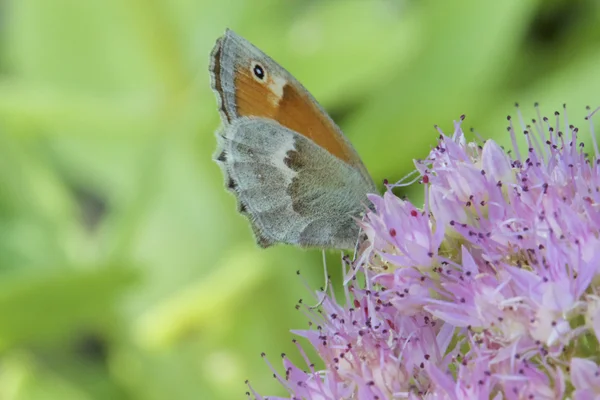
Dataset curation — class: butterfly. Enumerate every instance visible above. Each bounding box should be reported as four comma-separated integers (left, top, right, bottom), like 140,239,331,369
210,29,376,250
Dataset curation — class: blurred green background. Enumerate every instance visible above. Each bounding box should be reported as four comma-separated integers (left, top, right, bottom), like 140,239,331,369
1,0,600,398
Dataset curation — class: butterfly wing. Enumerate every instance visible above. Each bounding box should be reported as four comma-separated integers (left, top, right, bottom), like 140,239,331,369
210,29,373,183
210,29,377,249
215,117,373,249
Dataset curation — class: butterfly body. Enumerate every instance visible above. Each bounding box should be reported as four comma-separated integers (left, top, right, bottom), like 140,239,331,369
210,29,375,250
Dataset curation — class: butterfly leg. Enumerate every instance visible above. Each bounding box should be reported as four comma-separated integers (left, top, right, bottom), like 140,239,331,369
308,250,330,309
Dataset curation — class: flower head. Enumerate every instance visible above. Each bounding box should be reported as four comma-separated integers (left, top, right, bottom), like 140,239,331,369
251,105,600,399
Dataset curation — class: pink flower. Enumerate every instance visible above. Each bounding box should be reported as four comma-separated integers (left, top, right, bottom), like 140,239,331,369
571,358,600,399
251,105,600,399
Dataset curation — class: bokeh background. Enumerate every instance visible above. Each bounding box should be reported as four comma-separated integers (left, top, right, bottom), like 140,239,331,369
2,0,600,398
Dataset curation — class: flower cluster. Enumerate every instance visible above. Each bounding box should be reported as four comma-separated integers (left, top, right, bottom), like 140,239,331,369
250,105,600,399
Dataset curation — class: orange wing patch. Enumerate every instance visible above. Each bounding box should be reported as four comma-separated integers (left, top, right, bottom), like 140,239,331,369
234,67,280,119
234,68,357,165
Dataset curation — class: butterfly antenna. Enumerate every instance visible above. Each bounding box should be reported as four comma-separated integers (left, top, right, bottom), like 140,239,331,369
309,250,329,309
